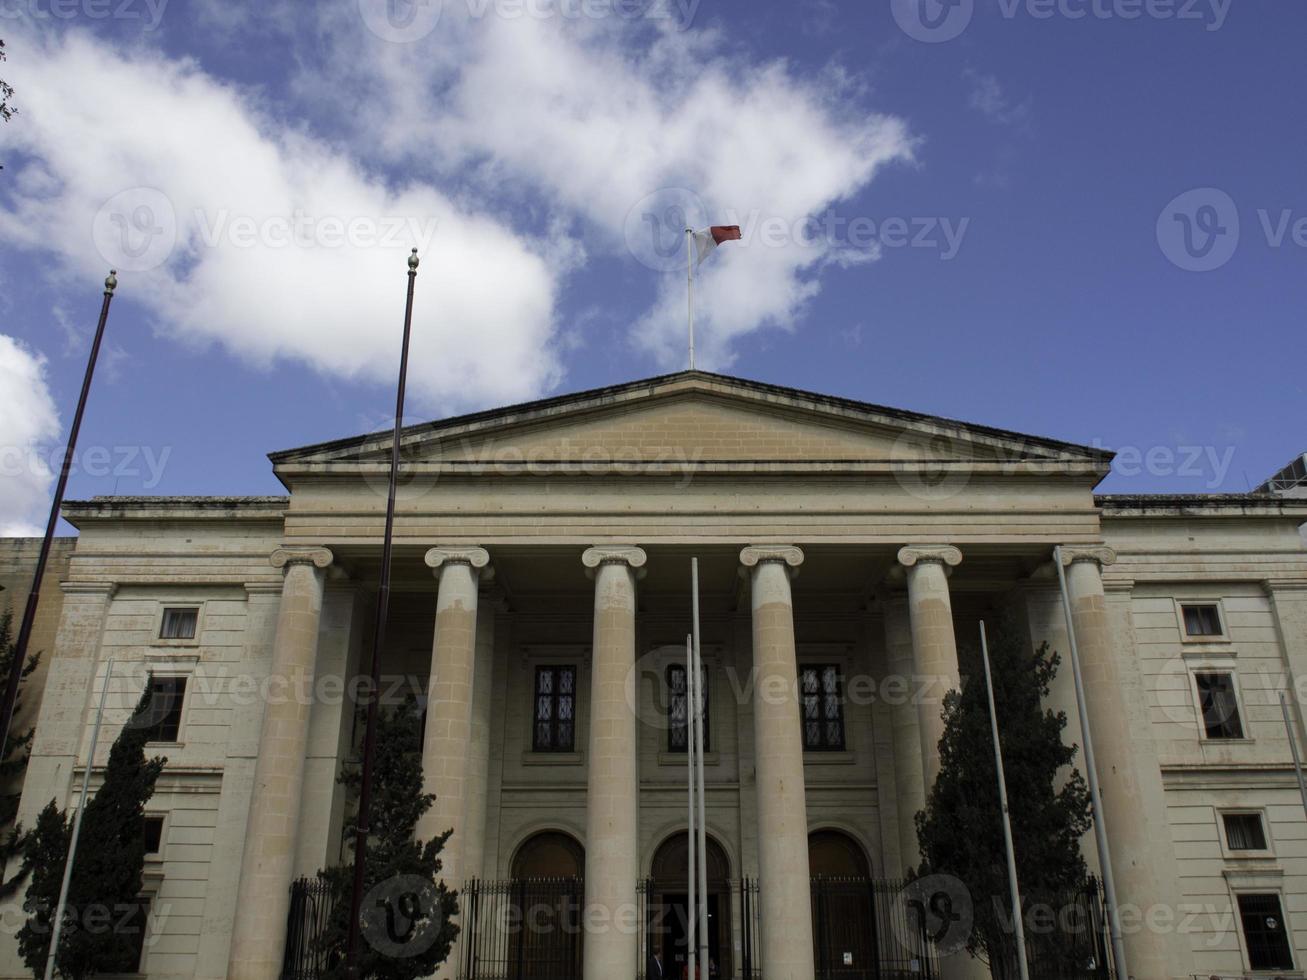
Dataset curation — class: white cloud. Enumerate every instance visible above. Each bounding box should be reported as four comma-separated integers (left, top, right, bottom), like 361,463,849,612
0,29,563,410
0,336,60,538
964,69,1031,128
303,6,917,368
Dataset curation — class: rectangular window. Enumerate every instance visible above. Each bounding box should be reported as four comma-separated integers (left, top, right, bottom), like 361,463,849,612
1224,812,1268,851
533,666,576,752
141,676,187,743
1238,893,1294,970
667,664,710,753
801,665,845,751
159,607,198,640
1182,603,1223,637
1195,672,1244,740
143,816,165,856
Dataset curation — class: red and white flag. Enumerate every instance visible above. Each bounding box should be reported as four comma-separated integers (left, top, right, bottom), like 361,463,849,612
691,225,742,267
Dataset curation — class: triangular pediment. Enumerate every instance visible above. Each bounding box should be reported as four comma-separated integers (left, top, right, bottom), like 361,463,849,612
270,371,1110,474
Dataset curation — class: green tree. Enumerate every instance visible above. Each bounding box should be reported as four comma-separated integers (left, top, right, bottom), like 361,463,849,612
317,697,458,980
0,609,41,899
914,614,1093,978
0,38,14,124
17,687,167,979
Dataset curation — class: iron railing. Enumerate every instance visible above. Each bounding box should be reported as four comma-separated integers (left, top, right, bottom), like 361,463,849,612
811,876,941,980
988,877,1116,980
458,877,584,980
282,876,340,980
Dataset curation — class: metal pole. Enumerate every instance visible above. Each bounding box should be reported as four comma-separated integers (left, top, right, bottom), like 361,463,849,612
344,250,420,975
979,622,1030,980
686,229,695,370
1280,693,1307,820
1053,546,1129,979
43,659,114,980
691,559,709,972
686,633,697,980
1,271,118,766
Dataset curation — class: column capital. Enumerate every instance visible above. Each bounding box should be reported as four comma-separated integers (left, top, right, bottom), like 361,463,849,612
739,545,805,572
581,545,647,578
425,546,491,575
270,546,334,570
1057,545,1117,569
896,544,962,570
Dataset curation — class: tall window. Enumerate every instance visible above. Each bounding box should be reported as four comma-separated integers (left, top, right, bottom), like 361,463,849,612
801,665,845,751
1195,671,1244,740
159,607,198,640
533,666,576,752
1182,603,1223,637
1238,893,1294,970
1223,812,1268,852
667,664,710,753
140,676,187,743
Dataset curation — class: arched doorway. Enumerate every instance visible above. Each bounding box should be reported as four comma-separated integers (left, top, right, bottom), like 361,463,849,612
809,830,879,980
649,832,732,980
500,831,584,979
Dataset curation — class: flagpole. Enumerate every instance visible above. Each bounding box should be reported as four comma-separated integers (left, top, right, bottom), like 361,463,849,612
1,270,118,769
686,229,695,370
43,659,113,980
691,558,709,972
1053,546,1129,978
979,622,1030,980
344,249,420,977
686,633,697,980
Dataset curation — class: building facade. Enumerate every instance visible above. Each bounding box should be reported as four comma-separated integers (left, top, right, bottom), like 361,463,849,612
3,371,1307,980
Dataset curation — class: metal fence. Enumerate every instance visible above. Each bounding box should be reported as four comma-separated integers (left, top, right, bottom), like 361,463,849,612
282,876,340,980
811,876,942,980
458,877,584,980
988,877,1116,980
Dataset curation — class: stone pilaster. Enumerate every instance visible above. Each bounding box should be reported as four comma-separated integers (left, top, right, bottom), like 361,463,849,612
463,585,502,882
882,592,925,877
740,545,815,980
896,545,963,789
228,546,333,980
1061,546,1193,978
581,545,646,980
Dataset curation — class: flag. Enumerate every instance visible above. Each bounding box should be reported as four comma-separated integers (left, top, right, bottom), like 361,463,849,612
691,225,742,267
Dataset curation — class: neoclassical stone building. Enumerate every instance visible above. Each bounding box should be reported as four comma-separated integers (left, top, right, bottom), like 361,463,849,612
3,371,1307,980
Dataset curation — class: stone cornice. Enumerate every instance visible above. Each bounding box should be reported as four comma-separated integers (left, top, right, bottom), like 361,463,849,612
270,547,334,570
1263,578,1307,596
581,546,648,579
739,545,805,572
896,545,962,570
59,581,117,598
424,547,492,575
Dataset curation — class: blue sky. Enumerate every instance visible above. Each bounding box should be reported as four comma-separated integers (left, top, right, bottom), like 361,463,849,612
0,0,1304,534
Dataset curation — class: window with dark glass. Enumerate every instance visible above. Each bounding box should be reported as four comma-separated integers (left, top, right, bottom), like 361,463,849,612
143,816,165,856
1224,812,1268,851
533,666,576,752
801,665,845,751
1195,672,1244,739
667,663,710,753
1182,603,1223,637
1238,893,1294,970
140,676,187,743
159,607,198,640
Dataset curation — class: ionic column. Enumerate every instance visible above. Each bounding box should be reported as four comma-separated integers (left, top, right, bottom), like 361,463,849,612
897,545,963,788
229,546,333,980
581,546,646,980
740,545,815,980
462,585,501,882
1061,547,1193,978
417,547,491,897
882,592,925,877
